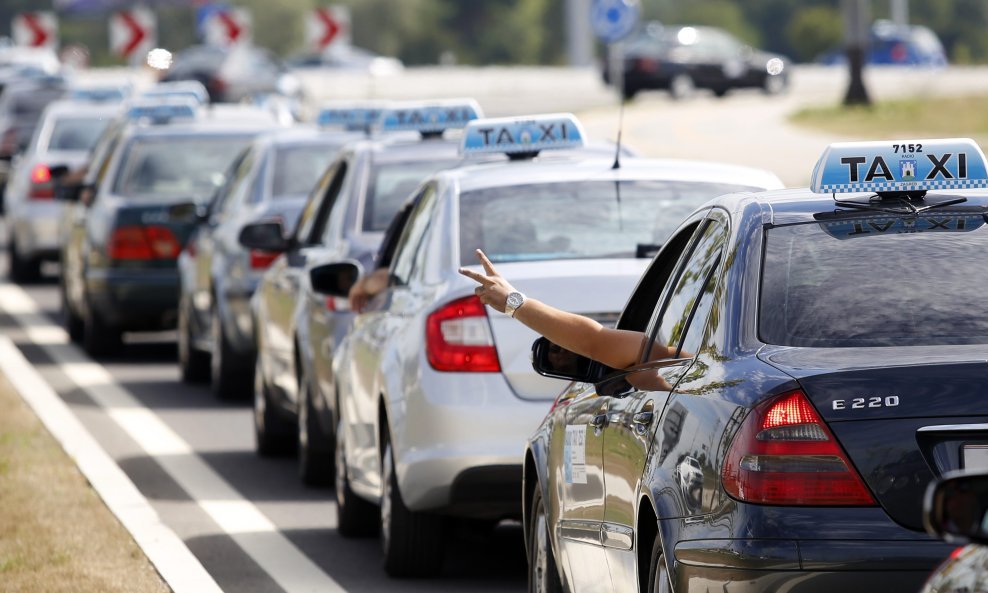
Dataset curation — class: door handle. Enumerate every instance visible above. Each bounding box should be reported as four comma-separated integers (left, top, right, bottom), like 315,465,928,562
589,413,607,435
632,411,654,435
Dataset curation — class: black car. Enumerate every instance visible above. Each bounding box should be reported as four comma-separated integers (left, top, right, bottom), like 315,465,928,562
523,138,988,592
160,44,302,104
613,23,789,100
59,104,278,356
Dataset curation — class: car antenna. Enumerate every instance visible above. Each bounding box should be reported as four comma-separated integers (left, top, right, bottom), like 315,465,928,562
612,97,625,170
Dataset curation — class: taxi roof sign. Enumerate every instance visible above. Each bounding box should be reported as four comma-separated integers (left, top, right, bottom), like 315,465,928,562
125,97,199,124
810,138,988,194
70,85,131,103
140,81,210,105
316,101,389,131
378,99,482,135
460,113,587,157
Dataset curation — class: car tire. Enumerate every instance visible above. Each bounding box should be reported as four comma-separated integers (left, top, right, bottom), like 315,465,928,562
178,295,210,383
82,293,122,357
9,238,40,283
647,533,672,593
528,486,563,593
211,309,251,400
334,408,378,537
253,360,295,456
298,365,334,486
669,74,695,101
381,436,445,577
60,277,84,343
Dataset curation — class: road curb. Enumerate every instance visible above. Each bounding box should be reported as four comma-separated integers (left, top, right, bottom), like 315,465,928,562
0,335,224,593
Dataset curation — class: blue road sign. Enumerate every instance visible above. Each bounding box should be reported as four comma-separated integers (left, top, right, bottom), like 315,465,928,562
590,0,640,44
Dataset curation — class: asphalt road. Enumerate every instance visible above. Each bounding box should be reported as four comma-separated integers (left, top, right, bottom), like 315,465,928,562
5,64,988,592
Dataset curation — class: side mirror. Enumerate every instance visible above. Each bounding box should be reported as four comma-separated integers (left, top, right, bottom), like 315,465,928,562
310,260,363,297
925,471,988,545
531,337,606,383
239,220,289,252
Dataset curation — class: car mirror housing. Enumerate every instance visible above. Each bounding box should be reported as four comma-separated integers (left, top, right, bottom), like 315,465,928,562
309,260,363,298
238,220,289,252
531,337,607,383
924,471,988,545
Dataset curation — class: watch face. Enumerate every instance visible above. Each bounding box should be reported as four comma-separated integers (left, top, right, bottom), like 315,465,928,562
508,293,523,308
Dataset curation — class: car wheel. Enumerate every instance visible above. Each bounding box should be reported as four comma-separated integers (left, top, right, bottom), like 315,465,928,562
9,238,40,283
60,277,83,343
528,486,563,593
669,74,695,101
82,293,121,357
298,365,334,486
381,436,445,577
334,406,378,537
647,533,672,593
763,74,786,95
178,295,209,383
253,360,294,456
211,309,251,400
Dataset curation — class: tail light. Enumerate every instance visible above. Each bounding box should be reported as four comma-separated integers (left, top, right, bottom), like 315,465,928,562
425,295,500,372
721,389,875,506
248,249,279,270
108,225,181,260
28,164,54,199
636,57,659,73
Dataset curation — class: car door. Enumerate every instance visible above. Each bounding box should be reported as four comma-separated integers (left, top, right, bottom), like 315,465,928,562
600,214,728,587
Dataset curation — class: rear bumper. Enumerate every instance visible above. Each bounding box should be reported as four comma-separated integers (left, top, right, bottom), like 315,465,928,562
87,268,179,331
10,202,65,260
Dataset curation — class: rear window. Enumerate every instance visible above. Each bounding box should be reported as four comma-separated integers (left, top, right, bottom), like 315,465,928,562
362,159,460,232
47,117,110,151
760,213,988,347
271,144,338,198
112,135,253,202
458,180,752,265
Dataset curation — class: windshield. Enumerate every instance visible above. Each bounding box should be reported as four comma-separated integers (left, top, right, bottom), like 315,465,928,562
272,144,339,198
112,135,254,202
363,159,460,232
458,180,754,265
760,212,988,347
46,116,110,151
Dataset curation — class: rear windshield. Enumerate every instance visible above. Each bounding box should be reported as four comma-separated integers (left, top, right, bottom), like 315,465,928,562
760,212,988,347
362,159,460,232
46,116,110,151
112,135,253,202
271,144,338,198
458,180,752,265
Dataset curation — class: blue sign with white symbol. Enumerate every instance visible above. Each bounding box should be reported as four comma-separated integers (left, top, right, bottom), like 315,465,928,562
71,85,130,103
142,81,210,105
317,104,387,131
378,99,482,134
810,138,988,194
126,98,199,123
590,0,640,44
460,113,587,157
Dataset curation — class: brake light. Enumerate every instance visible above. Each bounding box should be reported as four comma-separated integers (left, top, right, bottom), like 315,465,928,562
425,295,500,372
108,225,181,260
28,164,54,199
249,249,279,270
721,389,875,506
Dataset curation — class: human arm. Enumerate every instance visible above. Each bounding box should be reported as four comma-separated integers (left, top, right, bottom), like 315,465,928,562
458,250,675,370
348,267,390,313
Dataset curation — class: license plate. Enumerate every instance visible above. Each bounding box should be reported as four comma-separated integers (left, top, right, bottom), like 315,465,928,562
962,444,988,470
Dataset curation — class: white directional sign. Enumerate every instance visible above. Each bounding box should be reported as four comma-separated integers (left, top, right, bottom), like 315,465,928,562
110,8,156,60
202,7,252,47
306,6,351,52
12,11,58,49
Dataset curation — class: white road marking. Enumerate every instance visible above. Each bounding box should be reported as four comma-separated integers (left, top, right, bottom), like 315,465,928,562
0,283,348,593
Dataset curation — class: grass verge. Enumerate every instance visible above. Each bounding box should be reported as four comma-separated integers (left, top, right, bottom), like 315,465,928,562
0,372,171,593
790,95,988,144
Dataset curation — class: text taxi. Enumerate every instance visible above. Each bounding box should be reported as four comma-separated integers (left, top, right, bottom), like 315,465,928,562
523,138,988,593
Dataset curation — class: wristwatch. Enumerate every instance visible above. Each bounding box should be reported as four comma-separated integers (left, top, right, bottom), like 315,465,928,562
505,291,526,318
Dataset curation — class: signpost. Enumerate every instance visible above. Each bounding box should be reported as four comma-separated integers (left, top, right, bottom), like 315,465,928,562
307,6,351,53
110,7,156,63
201,7,252,47
589,0,640,100
12,12,58,49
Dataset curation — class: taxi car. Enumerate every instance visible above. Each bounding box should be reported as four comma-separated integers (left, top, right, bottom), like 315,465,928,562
177,126,356,398
5,99,117,281
244,101,481,466
322,114,782,577
59,100,278,356
523,138,988,593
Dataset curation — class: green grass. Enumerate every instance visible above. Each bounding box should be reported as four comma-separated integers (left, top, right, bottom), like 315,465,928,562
790,95,988,143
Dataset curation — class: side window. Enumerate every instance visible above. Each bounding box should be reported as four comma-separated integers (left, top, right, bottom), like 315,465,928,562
297,160,347,246
390,184,438,287
210,150,253,221
94,134,122,186
644,219,725,360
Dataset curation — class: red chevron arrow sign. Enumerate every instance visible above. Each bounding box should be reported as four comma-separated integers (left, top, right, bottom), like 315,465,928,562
203,8,252,47
307,6,350,52
12,12,58,49
110,8,156,59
